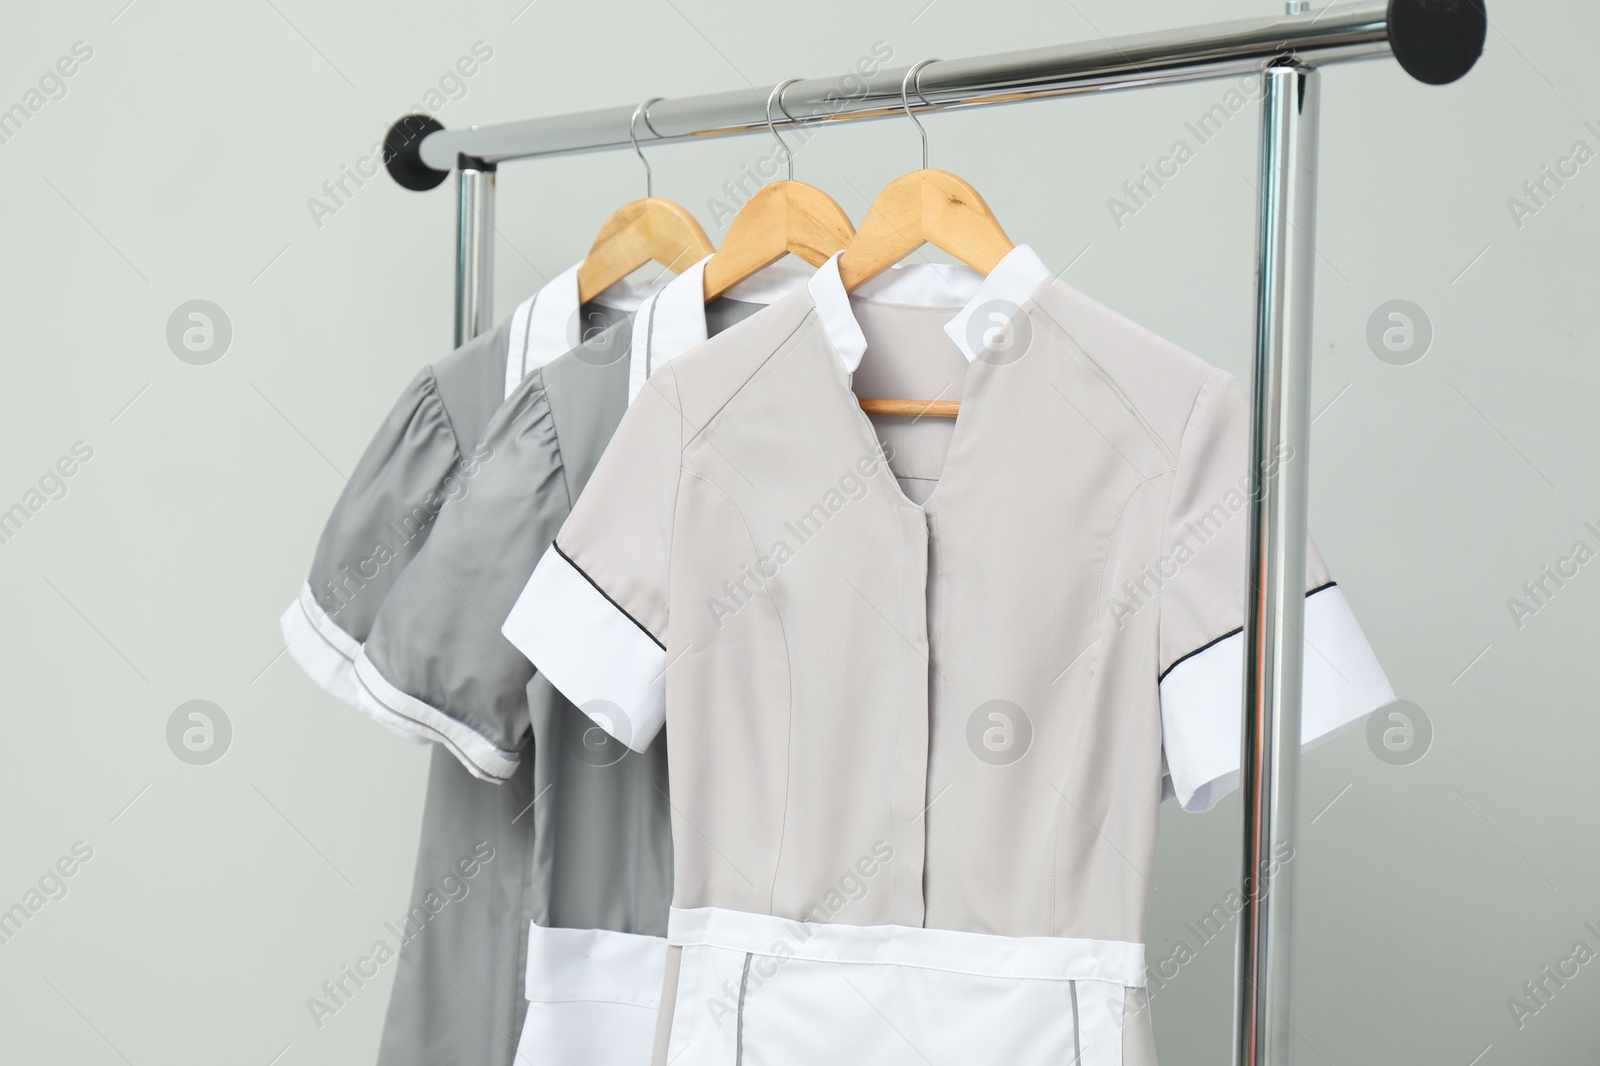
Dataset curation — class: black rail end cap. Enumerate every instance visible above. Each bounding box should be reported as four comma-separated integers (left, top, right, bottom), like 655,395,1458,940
384,114,449,191
1388,0,1487,85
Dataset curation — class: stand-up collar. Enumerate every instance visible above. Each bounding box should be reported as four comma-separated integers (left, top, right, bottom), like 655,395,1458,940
804,245,1052,373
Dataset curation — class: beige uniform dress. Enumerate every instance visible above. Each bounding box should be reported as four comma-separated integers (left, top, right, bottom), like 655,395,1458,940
504,247,1395,1066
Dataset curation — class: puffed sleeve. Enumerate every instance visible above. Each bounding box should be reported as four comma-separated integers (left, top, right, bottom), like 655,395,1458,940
353,367,577,781
279,324,506,733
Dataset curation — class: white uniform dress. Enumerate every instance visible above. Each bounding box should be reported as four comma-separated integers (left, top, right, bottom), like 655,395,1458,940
503,247,1396,1066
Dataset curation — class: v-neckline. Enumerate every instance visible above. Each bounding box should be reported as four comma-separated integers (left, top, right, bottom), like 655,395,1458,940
833,324,981,518
800,246,1054,516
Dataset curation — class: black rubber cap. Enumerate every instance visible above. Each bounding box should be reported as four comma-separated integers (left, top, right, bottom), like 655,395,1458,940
384,114,449,191
1388,0,1487,85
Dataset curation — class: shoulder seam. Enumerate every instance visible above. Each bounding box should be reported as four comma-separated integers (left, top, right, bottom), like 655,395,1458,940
679,307,819,452
522,365,574,511
420,364,468,472
1026,297,1180,467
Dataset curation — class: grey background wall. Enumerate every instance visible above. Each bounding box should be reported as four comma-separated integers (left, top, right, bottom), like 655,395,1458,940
1,0,1594,1063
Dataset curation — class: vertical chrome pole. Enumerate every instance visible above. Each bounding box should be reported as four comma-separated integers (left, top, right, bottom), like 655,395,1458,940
454,156,496,346
1234,60,1319,1066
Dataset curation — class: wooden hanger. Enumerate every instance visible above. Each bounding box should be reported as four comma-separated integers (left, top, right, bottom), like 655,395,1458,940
702,80,856,301
576,98,716,305
836,170,1012,291
837,61,1015,419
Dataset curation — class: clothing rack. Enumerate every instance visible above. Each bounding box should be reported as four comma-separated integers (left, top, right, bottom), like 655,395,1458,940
381,3,1483,1062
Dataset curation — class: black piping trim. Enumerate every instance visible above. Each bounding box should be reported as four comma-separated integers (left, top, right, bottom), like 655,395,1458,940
1158,581,1338,683
552,539,666,651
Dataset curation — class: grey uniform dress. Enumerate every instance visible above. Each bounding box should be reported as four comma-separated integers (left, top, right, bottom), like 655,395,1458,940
280,264,661,1066
349,260,807,1064
503,248,1396,1066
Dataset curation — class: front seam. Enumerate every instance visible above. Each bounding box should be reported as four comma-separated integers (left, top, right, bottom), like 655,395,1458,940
680,469,796,916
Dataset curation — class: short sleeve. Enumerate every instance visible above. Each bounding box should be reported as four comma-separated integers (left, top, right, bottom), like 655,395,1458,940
279,366,484,719
352,370,576,782
1157,370,1395,813
501,364,682,754
279,320,511,734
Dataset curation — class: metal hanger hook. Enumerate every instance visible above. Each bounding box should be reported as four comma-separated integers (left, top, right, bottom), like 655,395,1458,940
629,97,665,198
766,78,804,181
901,59,939,170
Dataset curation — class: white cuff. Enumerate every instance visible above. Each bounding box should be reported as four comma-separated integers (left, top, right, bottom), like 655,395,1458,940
1160,585,1395,813
350,650,521,781
280,584,426,746
515,924,667,1066
501,544,666,754
280,584,362,706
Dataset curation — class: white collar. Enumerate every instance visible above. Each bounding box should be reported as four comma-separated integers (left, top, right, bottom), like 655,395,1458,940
504,263,664,399
627,256,809,405
804,244,1052,373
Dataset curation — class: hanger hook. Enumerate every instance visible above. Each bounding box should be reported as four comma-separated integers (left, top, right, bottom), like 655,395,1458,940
901,59,939,170
629,97,664,198
766,78,803,182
